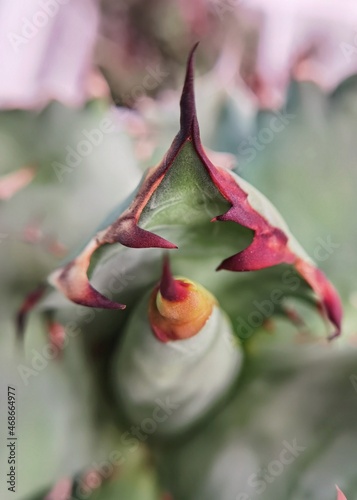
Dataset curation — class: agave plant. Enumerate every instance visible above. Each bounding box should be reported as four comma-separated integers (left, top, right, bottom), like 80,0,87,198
37,46,341,331
13,47,357,500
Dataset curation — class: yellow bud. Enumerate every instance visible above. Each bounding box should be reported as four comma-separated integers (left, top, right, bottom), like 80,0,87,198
148,257,216,342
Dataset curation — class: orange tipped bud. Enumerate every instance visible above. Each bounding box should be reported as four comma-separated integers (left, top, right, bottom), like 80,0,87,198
148,257,216,342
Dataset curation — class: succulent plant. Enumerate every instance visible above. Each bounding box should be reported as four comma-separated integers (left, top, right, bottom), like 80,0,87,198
38,46,341,334
10,46,356,500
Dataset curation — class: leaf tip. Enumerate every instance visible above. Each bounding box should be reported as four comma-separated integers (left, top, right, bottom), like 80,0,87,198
336,485,347,500
160,254,189,302
16,284,46,340
180,43,200,133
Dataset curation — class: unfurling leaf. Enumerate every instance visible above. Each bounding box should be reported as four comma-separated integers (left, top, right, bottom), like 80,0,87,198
114,255,242,435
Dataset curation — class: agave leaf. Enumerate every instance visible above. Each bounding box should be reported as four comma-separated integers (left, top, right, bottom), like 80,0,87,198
113,291,243,436
0,103,141,325
155,344,357,500
242,77,357,304
0,315,98,499
0,104,145,499
39,46,341,341
29,454,159,500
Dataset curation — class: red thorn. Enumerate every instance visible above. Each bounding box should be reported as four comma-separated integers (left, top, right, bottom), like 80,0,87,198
16,284,46,339
295,259,342,339
159,255,188,302
54,261,126,311
47,319,67,358
336,485,347,500
180,42,199,132
216,230,295,272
